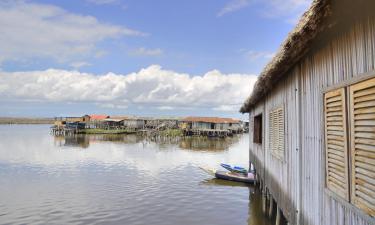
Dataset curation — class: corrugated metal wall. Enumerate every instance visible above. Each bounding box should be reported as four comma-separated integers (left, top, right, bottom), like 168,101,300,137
249,15,375,225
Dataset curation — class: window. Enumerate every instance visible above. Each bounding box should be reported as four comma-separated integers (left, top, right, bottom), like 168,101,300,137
269,107,284,159
324,77,375,216
324,88,350,200
253,114,262,144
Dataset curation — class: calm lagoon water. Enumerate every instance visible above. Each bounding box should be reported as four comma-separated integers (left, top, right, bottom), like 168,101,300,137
0,125,271,225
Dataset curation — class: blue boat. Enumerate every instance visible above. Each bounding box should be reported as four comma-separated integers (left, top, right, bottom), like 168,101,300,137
220,163,248,175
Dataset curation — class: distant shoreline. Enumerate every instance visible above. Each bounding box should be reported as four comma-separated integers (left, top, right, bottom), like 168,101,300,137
0,117,54,124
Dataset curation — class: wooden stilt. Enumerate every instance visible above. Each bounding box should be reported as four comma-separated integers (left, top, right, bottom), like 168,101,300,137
276,206,281,225
268,195,274,218
262,191,267,214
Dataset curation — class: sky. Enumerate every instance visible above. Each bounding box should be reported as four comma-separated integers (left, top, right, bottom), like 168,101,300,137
0,0,311,119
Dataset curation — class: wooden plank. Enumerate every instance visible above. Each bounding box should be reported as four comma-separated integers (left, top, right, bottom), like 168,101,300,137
354,107,375,115
356,173,375,188
328,151,345,160
354,93,375,103
355,167,375,180
354,113,375,120
327,147,345,157
354,138,375,146
326,111,343,117
355,155,375,165
327,139,345,147
327,126,344,131
327,106,343,112
326,116,344,122
354,126,375,132
353,100,375,109
327,134,344,141
351,77,375,93
327,121,344,126
326,95,342,103
354,120,375,126
327,143,345,151
327,130,344,136
355,144,375,152
355,150,375,159
327,101,343,107
354,132,375,139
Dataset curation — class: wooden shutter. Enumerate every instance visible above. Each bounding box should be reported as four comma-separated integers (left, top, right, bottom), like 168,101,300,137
349,78,375,216
270,107,284,159
324,88,349,200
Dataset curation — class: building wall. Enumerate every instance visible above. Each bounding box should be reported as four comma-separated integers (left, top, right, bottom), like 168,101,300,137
249,15,375,225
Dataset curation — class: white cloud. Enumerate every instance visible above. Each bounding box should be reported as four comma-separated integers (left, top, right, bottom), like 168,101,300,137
157,106,174,111
131,48,163,57
0,65,257,112
0,1,145,64
217,0,250,17
245,50,275,61
70,61,92,69
260,0,311,23
86,0,119,5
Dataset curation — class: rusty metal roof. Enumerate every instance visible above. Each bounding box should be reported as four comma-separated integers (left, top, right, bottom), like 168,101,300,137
89,114,109,120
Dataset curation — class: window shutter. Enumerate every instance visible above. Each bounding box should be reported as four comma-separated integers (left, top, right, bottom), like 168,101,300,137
270,107,284,159
277,108,284,158
324,88,349,200
349,78,375,216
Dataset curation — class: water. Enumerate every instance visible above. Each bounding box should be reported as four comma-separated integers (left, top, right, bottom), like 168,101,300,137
0,125,271,225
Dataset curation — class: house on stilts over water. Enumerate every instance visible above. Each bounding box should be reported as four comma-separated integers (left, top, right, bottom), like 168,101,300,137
240,0,375,225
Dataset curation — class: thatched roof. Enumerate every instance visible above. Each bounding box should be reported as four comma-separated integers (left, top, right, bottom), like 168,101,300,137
240,0,332,113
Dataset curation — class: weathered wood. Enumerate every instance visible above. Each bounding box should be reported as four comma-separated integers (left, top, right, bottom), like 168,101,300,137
248,11,375,225
275,206,281,225
269,195,274,218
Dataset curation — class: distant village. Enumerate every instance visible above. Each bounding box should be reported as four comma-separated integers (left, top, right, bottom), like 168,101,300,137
51,114,249,138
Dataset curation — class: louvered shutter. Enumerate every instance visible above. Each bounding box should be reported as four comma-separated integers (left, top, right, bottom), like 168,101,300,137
349,78,375,216
270,107,284,159
324,88,349,200
277,108,284,158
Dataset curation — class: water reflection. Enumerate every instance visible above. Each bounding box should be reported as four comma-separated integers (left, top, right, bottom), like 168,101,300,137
0,125,271,225
54,134,240,152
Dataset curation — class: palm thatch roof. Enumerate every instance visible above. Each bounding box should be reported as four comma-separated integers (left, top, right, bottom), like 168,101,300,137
240,0,332,113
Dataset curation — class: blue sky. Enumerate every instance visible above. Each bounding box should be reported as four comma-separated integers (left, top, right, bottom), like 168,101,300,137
0,0,310,118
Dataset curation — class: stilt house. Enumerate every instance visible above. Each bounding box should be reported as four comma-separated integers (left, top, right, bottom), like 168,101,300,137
240,0,375,224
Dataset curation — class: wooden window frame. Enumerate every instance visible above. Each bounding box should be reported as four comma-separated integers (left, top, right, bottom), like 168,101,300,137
322,71,375,218
253,113,263,144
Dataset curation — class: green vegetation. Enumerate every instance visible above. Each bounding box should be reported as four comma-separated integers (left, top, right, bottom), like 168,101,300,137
159,129,184,137
81,128,136,134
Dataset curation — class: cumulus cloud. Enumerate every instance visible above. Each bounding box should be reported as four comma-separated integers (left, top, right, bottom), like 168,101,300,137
0,1,145,64
130,48,163,57
0,65,257,112
217,0,250,17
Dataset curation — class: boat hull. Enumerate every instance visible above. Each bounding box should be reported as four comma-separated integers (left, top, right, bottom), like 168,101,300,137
215,171,255,184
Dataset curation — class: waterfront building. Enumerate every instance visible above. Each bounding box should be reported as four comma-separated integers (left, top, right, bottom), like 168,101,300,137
241,0,375,224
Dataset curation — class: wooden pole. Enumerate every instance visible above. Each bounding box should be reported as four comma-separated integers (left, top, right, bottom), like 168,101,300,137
276,206,281,225
262,191,267,214
269,195,274,218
